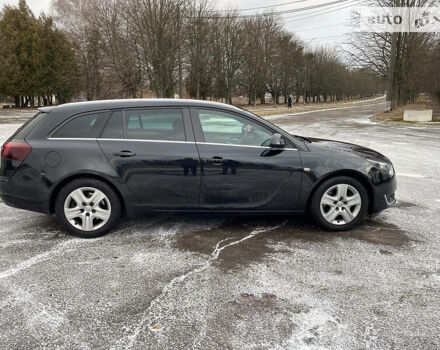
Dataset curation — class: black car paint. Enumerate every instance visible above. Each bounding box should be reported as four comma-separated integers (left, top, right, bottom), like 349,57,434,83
0,99,396,218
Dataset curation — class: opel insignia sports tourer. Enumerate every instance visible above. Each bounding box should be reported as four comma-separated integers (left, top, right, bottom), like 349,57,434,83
0,99,396,238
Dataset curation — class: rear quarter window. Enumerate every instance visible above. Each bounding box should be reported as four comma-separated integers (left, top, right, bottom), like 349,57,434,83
9,112,46,141
52,112,108,138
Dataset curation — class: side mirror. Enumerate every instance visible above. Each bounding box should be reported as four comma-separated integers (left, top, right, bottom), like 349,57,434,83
270,133,286,148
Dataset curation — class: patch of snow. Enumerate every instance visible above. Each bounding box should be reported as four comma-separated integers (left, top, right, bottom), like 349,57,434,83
0,124,21,143
12,287,66,338
283,308,342,350
113,221,288,349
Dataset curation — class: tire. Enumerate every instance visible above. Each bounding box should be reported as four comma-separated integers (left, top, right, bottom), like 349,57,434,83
55,178,121,238
310,176,369,231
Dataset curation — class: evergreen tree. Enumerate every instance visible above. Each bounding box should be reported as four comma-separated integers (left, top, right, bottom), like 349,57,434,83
0,0,79,107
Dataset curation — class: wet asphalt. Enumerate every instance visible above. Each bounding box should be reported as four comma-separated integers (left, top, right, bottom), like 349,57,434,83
1,101,440,349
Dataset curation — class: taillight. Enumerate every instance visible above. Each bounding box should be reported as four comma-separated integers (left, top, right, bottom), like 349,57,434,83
1,141,32,161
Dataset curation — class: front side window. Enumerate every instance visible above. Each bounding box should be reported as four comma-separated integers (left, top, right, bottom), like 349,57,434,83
125,109,185,141
53,112,108,138
197,109,273,147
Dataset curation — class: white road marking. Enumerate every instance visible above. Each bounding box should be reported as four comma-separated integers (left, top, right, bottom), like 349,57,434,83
398,173,427,179
0,218,174,281
114,221,288,349
248,96,385,113
264,102,388,120
0,240,81,280
0,239,27,249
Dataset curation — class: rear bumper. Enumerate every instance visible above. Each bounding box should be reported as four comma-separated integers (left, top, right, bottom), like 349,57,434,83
0,179,50,215
370,175,397,214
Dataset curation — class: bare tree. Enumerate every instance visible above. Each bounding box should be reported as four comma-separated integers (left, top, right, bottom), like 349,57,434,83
209,12,246,104
93,0,143,98
279,33,303,103
428,37,440,100
346,0,439,109
126,0,187,98
52,0,103,100
185,0,213,99
241,15,276,106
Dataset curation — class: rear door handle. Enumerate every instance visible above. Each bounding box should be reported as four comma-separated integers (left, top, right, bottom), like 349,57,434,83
113,150,136,158
211,156,224,165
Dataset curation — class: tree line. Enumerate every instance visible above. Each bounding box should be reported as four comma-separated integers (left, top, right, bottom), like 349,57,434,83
1,0,384,107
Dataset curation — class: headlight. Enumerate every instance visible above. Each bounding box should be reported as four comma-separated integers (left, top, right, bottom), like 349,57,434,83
368,159,395,177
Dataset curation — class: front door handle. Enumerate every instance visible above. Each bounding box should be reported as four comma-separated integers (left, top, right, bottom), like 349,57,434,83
114,150,136,158
211,156,224,165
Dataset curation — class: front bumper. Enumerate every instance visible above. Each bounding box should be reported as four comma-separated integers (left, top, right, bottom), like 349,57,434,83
370,175,397,214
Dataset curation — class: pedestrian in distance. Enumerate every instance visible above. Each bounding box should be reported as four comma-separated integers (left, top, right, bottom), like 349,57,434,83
287,95,292,109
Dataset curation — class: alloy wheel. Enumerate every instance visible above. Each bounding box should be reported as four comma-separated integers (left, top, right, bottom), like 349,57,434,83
64,187,112,231
319,184,362,225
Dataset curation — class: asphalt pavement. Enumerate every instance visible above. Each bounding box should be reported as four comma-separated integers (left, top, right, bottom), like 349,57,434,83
1,102,439,349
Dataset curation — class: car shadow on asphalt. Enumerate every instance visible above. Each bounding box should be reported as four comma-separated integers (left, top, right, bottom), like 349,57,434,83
169,214,411,270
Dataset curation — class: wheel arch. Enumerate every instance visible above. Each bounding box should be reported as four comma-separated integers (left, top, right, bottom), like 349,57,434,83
306,169,374,214
49,173,126,215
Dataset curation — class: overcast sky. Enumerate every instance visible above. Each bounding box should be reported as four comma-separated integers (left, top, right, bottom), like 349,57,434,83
0,0,357,47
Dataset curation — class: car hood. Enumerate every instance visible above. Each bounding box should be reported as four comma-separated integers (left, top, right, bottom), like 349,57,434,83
305,137,391,163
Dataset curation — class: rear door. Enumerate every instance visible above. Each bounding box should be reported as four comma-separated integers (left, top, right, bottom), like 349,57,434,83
98,107,200,210
191,108,303,211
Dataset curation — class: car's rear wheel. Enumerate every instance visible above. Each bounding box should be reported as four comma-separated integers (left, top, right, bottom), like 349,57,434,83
55,178,121,238
310,176,369,231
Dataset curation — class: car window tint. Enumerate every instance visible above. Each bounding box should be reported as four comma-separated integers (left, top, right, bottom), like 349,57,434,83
127,115,141,130
197,109,273,147
53,112,107,138
125,109,185,141
101,111,123,139
10,112,46,141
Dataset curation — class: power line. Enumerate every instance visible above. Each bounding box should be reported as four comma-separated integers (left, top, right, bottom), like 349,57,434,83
283,0,367,23
282,0,363,20
193,0,353,19
307,34,346,40
281,0,360,20
213,0,307,12
293,22,347,32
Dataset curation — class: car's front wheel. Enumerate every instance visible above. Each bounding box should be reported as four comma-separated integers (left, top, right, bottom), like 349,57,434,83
311,176,369,231
55,178,121,238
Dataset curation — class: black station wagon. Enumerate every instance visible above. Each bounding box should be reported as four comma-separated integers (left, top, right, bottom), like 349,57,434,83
0,99,396,238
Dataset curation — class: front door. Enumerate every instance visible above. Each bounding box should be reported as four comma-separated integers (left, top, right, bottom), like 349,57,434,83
192,108,303,211
98,107,200,209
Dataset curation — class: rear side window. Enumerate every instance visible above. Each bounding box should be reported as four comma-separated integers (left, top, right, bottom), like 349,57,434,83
101,111,123,139
53,112,108,138
125,109,185,141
